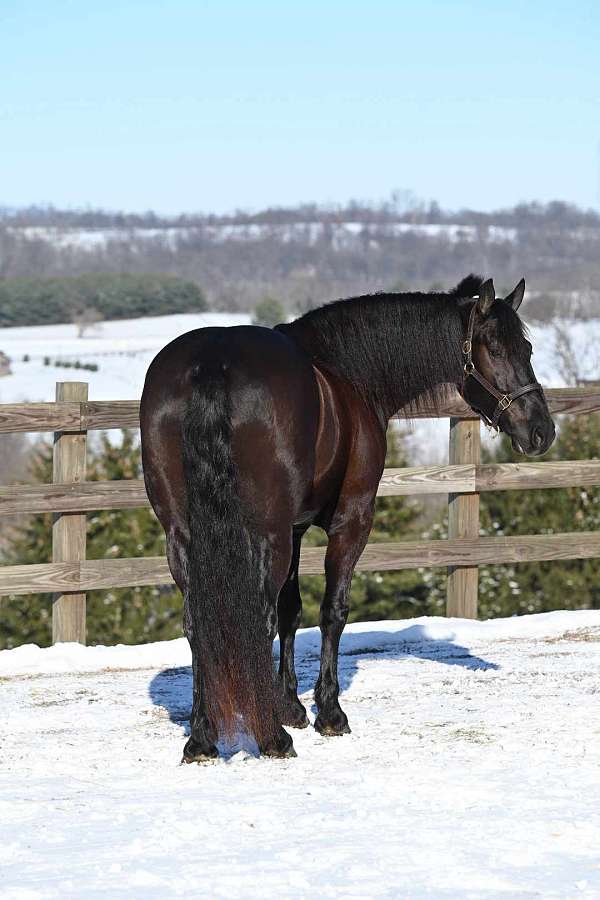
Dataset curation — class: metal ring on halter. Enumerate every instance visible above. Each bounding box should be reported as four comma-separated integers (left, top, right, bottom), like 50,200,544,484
463,361,475,374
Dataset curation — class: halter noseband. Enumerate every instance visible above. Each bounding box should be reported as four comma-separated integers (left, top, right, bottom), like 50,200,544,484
462,299,543,431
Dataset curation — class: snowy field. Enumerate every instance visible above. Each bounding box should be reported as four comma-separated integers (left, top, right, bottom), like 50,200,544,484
0,312,598,463
2,610,600,899
10,221,519,250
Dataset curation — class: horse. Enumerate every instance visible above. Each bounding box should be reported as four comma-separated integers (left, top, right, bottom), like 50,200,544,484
139,274,555,761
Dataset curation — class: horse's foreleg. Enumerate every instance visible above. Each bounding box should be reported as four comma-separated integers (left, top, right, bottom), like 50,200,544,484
315,503,375,737
166,528,218,763
277,529,309,729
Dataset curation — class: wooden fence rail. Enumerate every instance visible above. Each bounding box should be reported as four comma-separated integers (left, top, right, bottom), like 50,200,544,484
1,386,599,433
1,382,599,644
2,459,600,516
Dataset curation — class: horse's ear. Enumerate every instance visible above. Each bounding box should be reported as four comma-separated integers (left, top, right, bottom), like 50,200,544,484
504,278,525,311
477,279,495,316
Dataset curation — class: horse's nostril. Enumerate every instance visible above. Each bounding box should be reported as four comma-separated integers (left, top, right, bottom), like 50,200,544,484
532,427,544,449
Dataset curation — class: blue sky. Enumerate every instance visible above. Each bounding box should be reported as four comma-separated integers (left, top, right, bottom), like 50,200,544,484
1,0,598,214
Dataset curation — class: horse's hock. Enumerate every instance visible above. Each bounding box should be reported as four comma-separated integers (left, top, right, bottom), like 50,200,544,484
1,381,600,643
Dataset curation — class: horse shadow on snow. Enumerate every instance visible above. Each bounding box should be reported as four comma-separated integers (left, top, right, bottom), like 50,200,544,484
148,624,499,750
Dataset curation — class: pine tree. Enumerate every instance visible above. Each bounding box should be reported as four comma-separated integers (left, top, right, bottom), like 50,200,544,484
252,296,286,328
0,443,55,647
421,413,600,618
0,433,182,650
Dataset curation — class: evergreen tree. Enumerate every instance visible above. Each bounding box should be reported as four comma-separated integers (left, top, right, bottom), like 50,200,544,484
422,413,600,617
0,443,55,646
0,433,182,650
252,296,285,328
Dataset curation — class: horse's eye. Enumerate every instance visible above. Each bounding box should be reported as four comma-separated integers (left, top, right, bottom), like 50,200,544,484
488,346,503,359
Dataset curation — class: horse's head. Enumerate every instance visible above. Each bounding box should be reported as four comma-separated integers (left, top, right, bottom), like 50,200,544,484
460,278,555,457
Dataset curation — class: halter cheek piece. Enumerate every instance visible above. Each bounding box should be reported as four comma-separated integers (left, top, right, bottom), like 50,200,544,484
462,299,543,432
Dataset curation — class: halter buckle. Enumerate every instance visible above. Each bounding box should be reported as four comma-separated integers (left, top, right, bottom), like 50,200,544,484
498,395,512,411
462,339,472,355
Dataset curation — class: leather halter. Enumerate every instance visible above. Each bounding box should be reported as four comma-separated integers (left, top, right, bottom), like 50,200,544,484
462,299,543,431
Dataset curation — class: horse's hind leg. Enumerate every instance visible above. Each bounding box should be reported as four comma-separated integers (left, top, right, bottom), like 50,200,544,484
182,618,219,763
277,528,309,729
256,535,297,759
166,528,218,763
315,499,375,737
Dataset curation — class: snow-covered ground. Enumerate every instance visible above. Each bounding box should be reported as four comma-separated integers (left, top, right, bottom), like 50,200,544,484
0,312,597,462
1,611,600,899
0,313,250,407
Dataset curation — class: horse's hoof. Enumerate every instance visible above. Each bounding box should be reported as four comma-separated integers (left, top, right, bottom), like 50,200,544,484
314,713,351,737
262,744,298,759
261,726,297,758
281,702,310,730
286,714,309,730
182,736,219,764
181,753,219,765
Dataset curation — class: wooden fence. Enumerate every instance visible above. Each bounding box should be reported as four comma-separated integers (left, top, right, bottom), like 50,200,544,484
1,381,600,643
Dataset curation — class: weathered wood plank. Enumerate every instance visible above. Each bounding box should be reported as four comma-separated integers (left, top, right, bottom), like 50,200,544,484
81,400,141,431
52,383,88,645
476,459,600,491
1,458,600,517
0,562,81,594
395,386,600,419
0,401,81,433
447,418,481,618
0,479,151,515
544,386,600,416
377,465,476,495
79,556,173,590
0,386,598,435
2,533,600,596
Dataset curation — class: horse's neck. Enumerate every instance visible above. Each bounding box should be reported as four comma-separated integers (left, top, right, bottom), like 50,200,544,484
373,319,464,421
282,300,464,422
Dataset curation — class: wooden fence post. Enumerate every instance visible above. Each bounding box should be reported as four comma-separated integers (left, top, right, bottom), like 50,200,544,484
52,382,88,643
446,417,481,618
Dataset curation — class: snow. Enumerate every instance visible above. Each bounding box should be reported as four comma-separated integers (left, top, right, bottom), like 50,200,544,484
2,611,600,898
10,221,519,251
0,312,250,406
0,312,598,463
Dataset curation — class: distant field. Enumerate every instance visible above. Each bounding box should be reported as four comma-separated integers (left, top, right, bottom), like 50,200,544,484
8,221,520,249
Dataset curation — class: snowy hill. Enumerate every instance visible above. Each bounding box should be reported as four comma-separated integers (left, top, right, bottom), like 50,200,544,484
2,611,600,898
0,313,597,462
10,221,519,250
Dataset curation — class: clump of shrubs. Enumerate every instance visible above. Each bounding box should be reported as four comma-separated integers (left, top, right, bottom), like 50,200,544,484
43,358,99,372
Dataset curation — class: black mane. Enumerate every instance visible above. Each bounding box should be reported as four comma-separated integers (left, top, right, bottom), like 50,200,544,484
278,275,484,418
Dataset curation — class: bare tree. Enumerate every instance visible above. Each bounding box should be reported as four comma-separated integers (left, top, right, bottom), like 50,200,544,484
553,323,600,384
72,306,103,338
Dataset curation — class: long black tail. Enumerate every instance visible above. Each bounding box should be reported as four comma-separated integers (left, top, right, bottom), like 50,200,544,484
182,364,277,746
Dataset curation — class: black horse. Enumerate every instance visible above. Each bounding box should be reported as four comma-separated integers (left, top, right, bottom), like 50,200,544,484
140,275,555,761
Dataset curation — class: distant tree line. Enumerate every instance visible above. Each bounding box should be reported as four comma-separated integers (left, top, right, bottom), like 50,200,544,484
0,273,207,327
3,197,600,229
1,199,599,320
